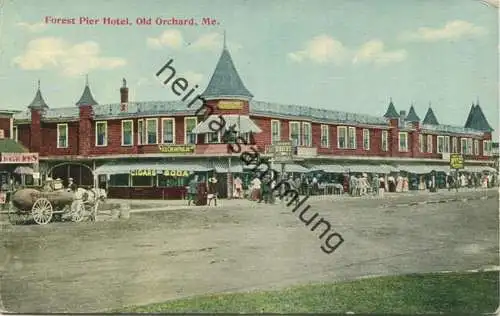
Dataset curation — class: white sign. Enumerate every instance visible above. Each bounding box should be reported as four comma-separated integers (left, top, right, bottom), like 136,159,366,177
0,152,39,164
32,172,40,179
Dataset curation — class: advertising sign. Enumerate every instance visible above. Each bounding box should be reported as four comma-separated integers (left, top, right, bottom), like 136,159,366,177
0,152,39,164
158,145,195,154
270,141,293,162
217,101,243,110
450,153,464,169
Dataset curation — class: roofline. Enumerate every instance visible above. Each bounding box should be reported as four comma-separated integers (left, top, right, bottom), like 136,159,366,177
202,95,253,101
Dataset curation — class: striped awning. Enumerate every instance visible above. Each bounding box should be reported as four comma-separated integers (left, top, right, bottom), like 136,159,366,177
464,166,497,173
310,164,346,173
245,163,310,173
346,164,397,174
14,166,34,174
397,164,450,174
94,162,213,174
191,115,262,134
209,159,244,173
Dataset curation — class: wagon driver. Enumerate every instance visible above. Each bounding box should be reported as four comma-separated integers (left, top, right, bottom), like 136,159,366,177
67,177,77,192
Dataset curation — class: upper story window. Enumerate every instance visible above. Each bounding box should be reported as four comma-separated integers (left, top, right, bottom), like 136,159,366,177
419,134,426,153
289,122,301,147
161,118,175,144
184,117,197,144
381,130,388,152
137,119,145,145
347,127,356,149
460,138,467,154
302,122,312,147
95,121,107,147
12,126,18,141
57,123,68,148
474,139,479,156
437,136,444,153
121,120,133,146
362,129,370,150
426,135,433,153
337,126,347,149
146,118,158,144
398,132,408,152
452,137,458,153
205,131,221,144
320,125,329,148
271,120,281,144
466,138,473,155
483,140,492,156
444,136,450,153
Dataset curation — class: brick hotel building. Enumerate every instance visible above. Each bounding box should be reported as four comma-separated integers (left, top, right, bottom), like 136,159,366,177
4,44,497,199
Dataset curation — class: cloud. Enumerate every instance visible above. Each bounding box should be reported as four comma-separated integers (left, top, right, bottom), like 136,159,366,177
16,22,48,33
181,71,203,85
147,30,183,49
399,20,487,42
13,37,126,77
188,32,242,52
288,35,406,66
479,0,499,8
352,40,407,65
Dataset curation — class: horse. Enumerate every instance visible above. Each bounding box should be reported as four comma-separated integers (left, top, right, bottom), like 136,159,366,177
71,187,107,221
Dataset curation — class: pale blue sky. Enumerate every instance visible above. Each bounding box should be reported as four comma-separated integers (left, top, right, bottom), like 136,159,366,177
0,0,498,137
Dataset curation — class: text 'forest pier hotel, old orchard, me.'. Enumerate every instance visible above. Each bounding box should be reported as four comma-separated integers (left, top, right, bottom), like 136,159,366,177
155,58,344,255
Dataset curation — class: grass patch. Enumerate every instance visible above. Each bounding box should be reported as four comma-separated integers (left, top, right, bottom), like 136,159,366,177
120,271,499,314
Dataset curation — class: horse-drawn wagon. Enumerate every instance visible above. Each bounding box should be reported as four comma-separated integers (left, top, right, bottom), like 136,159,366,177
7,187,105,225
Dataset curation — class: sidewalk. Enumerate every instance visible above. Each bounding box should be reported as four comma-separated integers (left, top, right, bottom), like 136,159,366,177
110,187,498,213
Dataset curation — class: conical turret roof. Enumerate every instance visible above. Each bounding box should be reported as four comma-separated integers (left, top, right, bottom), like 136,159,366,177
383,98,399,118
422,106,439,125
464,103,476,128
405,105,420,122
201,41,253,100
76,78,98,106
466,102,493,132
28,80,49,110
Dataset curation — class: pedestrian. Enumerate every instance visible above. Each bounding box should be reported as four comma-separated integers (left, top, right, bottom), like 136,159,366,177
187,175,198,206
233,176,243,199
196,177,208,206
372,174,380,196
207,176,218,206
250,176,261,201
379,175,385,197
67,177,77,192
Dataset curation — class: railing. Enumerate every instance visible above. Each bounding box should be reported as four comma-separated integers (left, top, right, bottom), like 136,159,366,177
195,144,263,155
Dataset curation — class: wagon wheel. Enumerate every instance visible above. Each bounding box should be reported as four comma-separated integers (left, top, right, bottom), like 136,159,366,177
7,202,30,225
71,202,85,223
32,198,53,225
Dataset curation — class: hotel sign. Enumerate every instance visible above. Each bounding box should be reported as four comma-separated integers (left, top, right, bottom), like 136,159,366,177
217,101,243,110
0,152,39,164
158,145,195,154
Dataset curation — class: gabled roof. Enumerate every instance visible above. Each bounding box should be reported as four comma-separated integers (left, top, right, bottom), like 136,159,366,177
464,103,476,127
28,88,49,110
383,99,399,118
201,47,253,100
422,107,439,125
405,105,420,122
76,84,98,107
466,103,494,132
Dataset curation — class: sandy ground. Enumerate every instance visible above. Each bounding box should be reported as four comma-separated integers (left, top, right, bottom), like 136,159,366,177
0,190,498,313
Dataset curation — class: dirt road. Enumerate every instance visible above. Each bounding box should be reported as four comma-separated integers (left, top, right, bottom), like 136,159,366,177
1,190,498,313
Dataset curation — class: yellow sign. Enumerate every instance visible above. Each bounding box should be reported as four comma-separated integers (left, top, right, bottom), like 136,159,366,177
163,170,190,177
217,101,243,110
158,145,195,154
450,153,464,169
131,169,157,176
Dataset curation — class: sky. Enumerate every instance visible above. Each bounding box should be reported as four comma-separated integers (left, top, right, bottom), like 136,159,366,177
0,0,498,138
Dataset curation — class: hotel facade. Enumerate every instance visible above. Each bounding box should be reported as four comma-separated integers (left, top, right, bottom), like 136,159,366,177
4,45,497,199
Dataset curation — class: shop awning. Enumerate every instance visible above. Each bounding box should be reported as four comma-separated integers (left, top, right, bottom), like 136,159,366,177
464,166,497,173
209,159,244,173
310,164,346,173
94,162,213,174
191,115,262,134
245,163,310,173
397,164,450,174
346,164,397,174
14,166,34,174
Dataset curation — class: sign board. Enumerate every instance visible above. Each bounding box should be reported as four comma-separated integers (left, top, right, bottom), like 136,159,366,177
130,169,191,177
450,153,464,169
32,172,40,179
158,145,195,154
131,169,157,177
217,101,243,110
0,152,38,164
270,141,293,162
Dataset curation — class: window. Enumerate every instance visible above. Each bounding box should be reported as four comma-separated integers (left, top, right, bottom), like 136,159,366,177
348,127,356,149
131,175,154,187
57,123,68,148
95,121,107,146
320,125,329,148
121,120,133,146
399,132,408,152
109,174,130,187
452,137,458,153
419,134,426,153
302,122,312,147
337,126,347,149
146,118,158,144
461,138,467,154
466,138,473,155
289,122,301,147
12,126,18,141
137,119,145,145
483,140,492,156
161,118,175,144
362,129,370,150
426,135,433,153
444,136,450,153
381,130,388,151
184,117,197,144
474,139,479,156
206,131,221,144
271,120,281,144
437,136,444,153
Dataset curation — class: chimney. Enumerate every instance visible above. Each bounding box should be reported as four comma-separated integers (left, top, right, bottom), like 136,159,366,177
120,78,128,103
398,110,406,128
